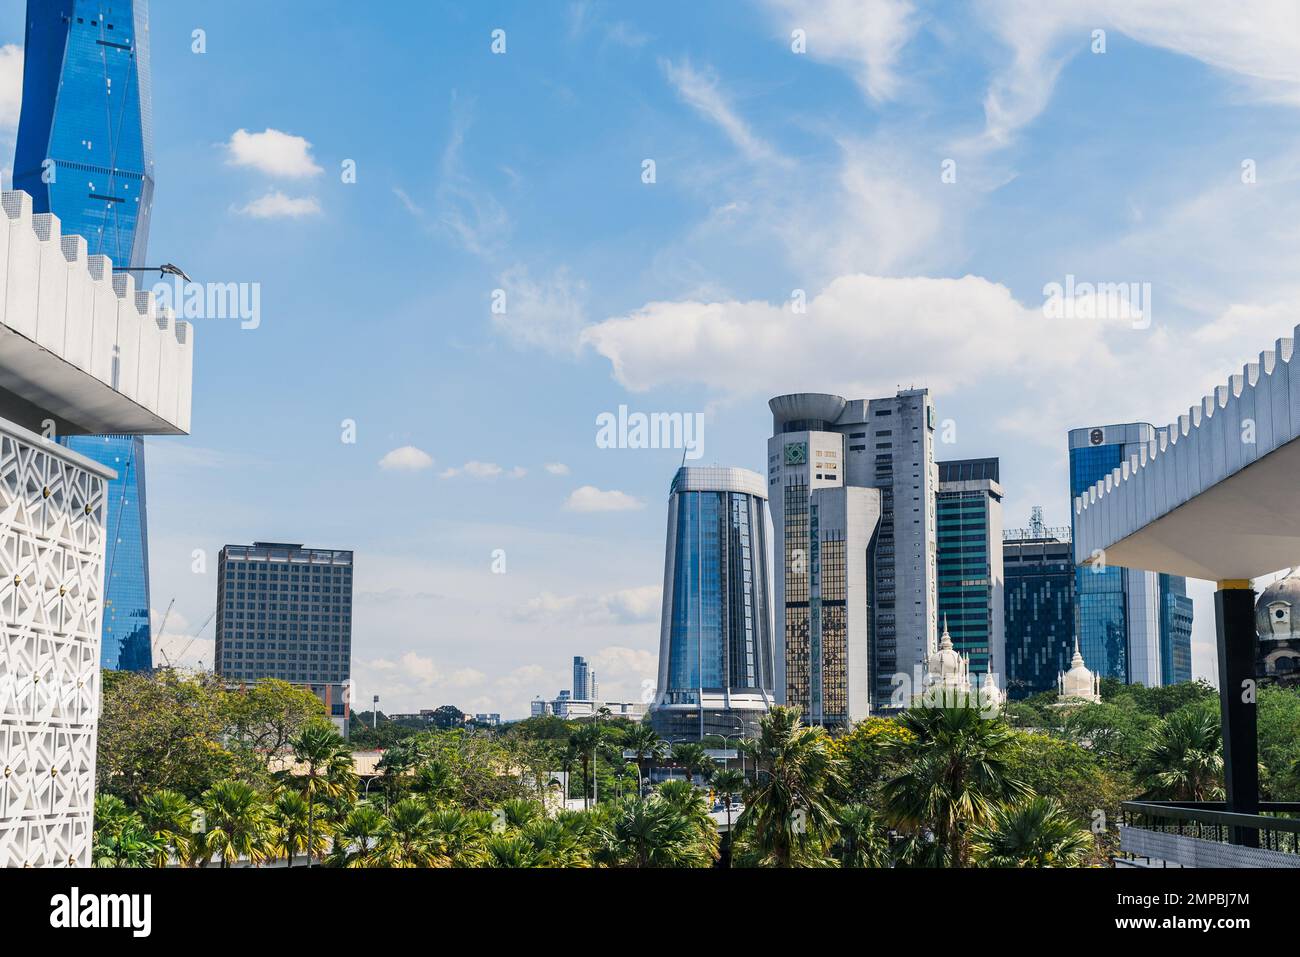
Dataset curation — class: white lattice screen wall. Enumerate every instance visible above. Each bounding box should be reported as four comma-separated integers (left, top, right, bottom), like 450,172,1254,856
0,423,108,867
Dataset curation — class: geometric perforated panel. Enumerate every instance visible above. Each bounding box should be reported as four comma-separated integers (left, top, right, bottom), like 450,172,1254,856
1120,824,1300,868
0,425,108,867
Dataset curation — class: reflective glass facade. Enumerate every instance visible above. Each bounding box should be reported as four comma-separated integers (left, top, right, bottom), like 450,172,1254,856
652,468,774,738
1004,530,1075,698
936,458,1002,678
15,2,158,671
1069,426,1193,685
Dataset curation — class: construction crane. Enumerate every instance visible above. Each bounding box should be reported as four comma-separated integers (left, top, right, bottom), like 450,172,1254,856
152,599,176,667
169,609,216,671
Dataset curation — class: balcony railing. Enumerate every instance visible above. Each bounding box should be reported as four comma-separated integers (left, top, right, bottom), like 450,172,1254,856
1119,800,1300,867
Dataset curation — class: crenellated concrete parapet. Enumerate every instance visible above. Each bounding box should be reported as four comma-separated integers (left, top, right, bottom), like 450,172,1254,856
0,190,192,436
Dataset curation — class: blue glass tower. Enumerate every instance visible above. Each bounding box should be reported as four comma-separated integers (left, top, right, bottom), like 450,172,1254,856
14,1,156,671
650,467,775,739
1069,424,1192,686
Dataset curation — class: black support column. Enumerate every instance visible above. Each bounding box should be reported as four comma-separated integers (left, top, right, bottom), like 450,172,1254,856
1214,582,1259,847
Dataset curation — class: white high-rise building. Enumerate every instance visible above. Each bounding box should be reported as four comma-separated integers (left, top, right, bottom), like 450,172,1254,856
767,391,939,724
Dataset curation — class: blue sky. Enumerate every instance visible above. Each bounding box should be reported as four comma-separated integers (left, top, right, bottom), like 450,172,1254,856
3,1,1299,716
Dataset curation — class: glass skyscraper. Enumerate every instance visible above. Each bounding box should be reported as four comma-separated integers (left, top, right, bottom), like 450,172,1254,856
936,458,1005,680
14,1,157,671
650,467,775,739
1003,509,1076,698
1069,423,1193,686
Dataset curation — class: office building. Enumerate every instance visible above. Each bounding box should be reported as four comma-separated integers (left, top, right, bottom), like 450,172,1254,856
15,2,158,672
1003,507,1077,698
1068,423,1193,686
573,656,592,701
215,543,354,732
936,458,1005,682
0,191,193,866
649,466,776,738
767,391,938,723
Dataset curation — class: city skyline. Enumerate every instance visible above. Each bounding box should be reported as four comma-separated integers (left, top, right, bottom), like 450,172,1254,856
3,2,1296,716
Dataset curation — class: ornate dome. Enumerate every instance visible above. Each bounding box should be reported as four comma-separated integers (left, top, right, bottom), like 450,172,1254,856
1057,638,1101,704
1256,568,1300,639
924,619,971,691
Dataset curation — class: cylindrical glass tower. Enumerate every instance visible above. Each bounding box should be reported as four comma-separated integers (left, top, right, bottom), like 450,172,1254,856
650,466,775,739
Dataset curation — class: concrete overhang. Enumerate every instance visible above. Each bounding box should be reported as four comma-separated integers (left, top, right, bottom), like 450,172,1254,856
0,191,193,436
1074,327,1300,582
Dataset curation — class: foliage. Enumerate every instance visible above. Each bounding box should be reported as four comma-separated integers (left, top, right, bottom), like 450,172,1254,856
971,796,1095,868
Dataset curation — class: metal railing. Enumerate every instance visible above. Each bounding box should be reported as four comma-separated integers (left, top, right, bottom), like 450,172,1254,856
1119,801,1300,861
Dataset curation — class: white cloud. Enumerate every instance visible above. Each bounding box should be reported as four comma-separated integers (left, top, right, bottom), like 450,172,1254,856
437,101,512,256
564,486,645,512
378,445,434,471
663,59,783,164
0,45,23,134
439,460,525,480
761,0,919,102
226,127,323,178
237,191,322,219
544,462,571,475
493,265,590,355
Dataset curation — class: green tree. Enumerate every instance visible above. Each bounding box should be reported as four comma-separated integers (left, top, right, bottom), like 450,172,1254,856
734,706,843,867
710,767,747,865
670,741,713,785
196,780,269,868
834,803,891,868
328,805,386,867
569,723,607,809
270,791,330,866
594,796,715,868
971,796,1095,868
882,705,1031,868
92,795,164,868
376,798,441,867
280,725,357,866
136,789,197,867
1137,707,1224,801
221,679,328,770
623,724,665,795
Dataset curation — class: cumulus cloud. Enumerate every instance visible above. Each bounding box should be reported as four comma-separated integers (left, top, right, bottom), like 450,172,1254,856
378,445,434,471
226,127,323,177
564,486,645,512
237,191,322,219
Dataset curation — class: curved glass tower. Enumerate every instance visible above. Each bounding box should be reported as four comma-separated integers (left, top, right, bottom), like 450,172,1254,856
14,1,156,670
650,467,775,739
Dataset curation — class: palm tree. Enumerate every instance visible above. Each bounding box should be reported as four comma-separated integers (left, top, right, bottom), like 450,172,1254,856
624,724,665,795
271,791,329,866
971,796,1095,867
658,778,721,863
834,804,892,868
282,724,357,867
328,805,385,867
569,723,606,810
136,790,197,867
197,781,269,868
734,706,843,867
711,768,747,867
670,741,712,785
882,706,1031,868
376,798,442,867
92,795,164,868
1138,708,1225,802
594,797,713,868
427,808,492,865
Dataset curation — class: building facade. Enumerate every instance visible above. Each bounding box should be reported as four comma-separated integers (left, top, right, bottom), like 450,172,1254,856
573,656,592,701
0,190,193,867
936,458,1005,683
15,1,158,672
767,391,938,723
650,466,775,738
1068,423,1193,686
215,543,354,731
1003,508,1077,699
